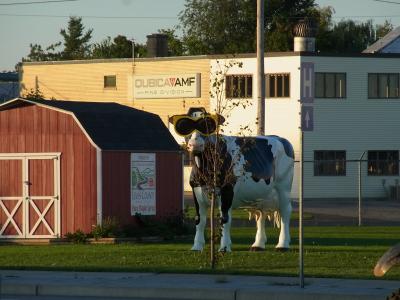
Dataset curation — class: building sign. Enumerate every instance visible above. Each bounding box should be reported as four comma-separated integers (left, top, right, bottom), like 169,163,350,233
301,105,314,131
131,153,156,216
133,73,201,99
300,62,315,131
300,62,314,103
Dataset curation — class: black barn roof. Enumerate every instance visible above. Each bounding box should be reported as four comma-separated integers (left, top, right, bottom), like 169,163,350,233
0,98,181,152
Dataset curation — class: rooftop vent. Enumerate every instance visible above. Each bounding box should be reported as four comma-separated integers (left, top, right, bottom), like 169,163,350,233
146,33,168,58
293,19,317,52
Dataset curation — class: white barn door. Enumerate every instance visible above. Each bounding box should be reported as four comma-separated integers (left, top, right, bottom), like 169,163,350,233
0,153,61,238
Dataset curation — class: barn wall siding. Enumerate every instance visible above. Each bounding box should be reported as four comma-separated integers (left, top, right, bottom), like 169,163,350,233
102,151,183,224
0,104,98,235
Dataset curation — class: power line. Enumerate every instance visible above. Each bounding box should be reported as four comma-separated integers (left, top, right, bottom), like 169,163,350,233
0,0,79,5
0,13,399,20
0,13,177,19
373,0,400,4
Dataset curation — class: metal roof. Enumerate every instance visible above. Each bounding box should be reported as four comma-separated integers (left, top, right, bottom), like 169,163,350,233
363,26,400,53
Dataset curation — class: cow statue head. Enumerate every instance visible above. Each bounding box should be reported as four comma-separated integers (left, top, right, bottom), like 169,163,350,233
169,107,225,155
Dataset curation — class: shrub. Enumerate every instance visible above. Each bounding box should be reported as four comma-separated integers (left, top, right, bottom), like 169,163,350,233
122,213,194,240
64,229,87,244
91,217,122,239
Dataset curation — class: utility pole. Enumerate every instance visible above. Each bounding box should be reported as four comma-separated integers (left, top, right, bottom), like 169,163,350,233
257,0,265,135
130,38,135,73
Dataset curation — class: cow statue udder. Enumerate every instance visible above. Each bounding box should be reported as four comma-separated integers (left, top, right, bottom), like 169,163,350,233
170,108,295,252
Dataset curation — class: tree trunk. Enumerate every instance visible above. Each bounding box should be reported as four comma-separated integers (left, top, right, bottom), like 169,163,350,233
210,190,216,269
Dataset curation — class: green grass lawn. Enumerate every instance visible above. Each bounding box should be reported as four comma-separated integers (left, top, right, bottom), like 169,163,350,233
0,226,399,280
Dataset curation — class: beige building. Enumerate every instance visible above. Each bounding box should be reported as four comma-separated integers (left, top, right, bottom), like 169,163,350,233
21,56,211,125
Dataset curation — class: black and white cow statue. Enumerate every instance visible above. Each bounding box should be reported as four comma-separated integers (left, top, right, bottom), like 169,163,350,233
170,108,294,252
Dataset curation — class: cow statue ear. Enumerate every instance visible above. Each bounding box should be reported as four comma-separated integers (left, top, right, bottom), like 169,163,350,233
217,114,225,125
168,115,176,124
169,114,184,125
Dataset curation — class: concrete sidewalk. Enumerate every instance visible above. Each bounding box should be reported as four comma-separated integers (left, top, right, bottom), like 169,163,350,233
1,270,399,300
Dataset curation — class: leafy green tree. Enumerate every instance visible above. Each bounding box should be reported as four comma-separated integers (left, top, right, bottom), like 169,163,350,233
92,35,147,59
179,0,395,55
375,20,394,40
329,20,375,53
24,42,62,62
60,16,93,59
158,28,185,56
314,7,394,53
179,0,316,54
24,16,92,62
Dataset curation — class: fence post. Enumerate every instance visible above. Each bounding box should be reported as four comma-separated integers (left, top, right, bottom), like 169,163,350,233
299,131,304,288
358,152,366,226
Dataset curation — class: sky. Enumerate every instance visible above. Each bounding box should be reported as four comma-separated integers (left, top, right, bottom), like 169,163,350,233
0,0,399,71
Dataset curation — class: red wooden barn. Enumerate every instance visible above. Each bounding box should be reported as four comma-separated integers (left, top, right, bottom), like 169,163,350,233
0,98,183,239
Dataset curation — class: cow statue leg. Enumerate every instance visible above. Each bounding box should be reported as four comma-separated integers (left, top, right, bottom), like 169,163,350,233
219,208,232,252
276,189,292,250
191,186,208,251
250,210,267,251
219,184,234,252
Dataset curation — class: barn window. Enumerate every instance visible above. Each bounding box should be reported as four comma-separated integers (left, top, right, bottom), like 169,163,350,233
368,73,399,98
104,75,116,88
266,73,290,98
368,151,399,176
225,75,252,98
315,73,346,98
314,151,346,176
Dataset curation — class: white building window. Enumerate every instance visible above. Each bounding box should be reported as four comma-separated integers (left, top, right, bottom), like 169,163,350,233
266,73,290,98
368,73,399,98
314,151,346,176
315,73,346,98
368,151,399,176
225,75,252,98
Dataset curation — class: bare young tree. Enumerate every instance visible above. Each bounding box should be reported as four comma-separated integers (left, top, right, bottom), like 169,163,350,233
192,58,254,267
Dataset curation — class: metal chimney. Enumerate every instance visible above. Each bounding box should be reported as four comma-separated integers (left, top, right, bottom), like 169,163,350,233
293,19,317,52
146,33,168,58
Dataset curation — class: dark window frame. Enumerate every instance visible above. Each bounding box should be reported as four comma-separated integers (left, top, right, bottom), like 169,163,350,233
104,75,117,88
315,72,346,99
314,150,346,176
368,73,400,99
367,150,399,176
225,74,253,99
266,73,290,98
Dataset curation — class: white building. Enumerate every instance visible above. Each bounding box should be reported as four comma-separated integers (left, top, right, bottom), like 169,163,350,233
201,53,400,200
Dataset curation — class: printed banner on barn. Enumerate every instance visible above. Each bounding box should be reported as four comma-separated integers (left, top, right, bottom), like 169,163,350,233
131,153,156,216
133,73,201,99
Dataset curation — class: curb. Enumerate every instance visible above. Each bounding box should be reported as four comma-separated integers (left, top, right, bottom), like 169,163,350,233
2,282,397,300
3,283,236,300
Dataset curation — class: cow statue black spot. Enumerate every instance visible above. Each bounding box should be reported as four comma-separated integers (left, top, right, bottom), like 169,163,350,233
169,108,295,252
